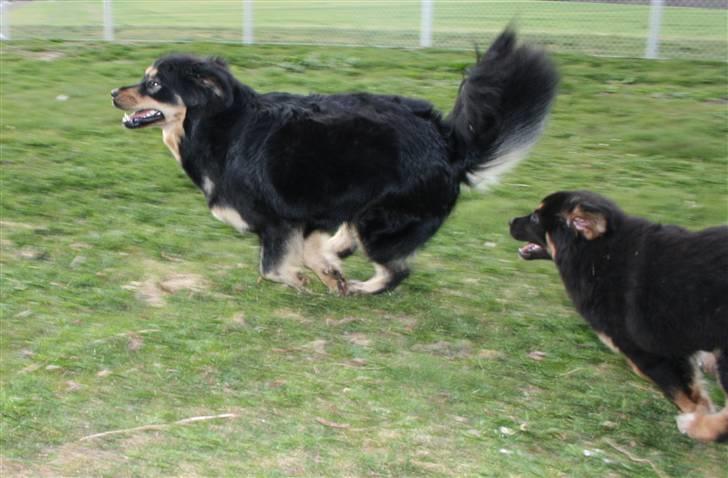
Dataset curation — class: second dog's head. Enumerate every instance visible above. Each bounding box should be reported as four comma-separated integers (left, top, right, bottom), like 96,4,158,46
509,191,620,261
111,55,235,129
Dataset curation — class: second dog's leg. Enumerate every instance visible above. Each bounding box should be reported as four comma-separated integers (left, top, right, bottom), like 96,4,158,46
677,350,728,442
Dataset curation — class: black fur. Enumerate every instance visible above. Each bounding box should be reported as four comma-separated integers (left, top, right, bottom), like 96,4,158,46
113,29,557,293
510,190,728,442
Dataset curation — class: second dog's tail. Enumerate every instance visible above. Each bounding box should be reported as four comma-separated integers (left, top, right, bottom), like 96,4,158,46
448,28,558,189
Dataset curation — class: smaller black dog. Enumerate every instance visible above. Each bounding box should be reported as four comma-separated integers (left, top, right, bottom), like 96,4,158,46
510,190,728,442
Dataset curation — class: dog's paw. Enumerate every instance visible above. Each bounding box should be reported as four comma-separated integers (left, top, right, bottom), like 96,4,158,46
676,412,696,435
293,272,311,290
321,267,348,295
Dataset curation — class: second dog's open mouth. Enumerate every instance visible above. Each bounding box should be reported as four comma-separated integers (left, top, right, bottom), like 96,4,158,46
518,242,551,260
123,109,165,129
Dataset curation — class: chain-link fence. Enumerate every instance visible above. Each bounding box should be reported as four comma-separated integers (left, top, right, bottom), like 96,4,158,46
1,0,726,61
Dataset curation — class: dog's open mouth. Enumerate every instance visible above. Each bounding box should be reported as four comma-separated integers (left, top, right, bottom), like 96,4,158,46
122,109,165,129
518,242,551,260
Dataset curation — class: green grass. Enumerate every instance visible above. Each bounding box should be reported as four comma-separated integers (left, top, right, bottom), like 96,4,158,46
1,40,727,476
5,0,728,60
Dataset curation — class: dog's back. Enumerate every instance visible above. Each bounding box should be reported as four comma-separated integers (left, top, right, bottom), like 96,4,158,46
622,221,728,355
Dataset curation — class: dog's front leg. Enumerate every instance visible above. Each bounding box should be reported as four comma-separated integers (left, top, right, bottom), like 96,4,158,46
302,231,348,294
258,226,308,290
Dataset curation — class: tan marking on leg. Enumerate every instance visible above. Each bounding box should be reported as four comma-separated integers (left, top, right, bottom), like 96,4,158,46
596,332,620,354
671,367,714,414
677,407,728,442
623,358,650,381
348,264,393,294
673,390,702,414
303,231,347,294
697,350,719,377
328,223,357,257
210,205,249,233
688,357,715,413
260,231,307,290
202,176,214,196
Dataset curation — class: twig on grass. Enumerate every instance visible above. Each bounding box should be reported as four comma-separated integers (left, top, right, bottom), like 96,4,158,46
78,413,239,442
315,417,350,429
558,367,587,377
604,438,669,478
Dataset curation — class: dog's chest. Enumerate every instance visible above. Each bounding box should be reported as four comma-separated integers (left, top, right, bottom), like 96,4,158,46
209,204,249,233
201,175,250,233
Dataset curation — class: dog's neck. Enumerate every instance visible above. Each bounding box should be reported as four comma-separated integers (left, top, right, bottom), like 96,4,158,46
164,85,257,193
160,105,188,164
162,121,185,164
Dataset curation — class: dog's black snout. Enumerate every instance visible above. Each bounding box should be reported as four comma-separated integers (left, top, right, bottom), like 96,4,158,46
111,88,119,98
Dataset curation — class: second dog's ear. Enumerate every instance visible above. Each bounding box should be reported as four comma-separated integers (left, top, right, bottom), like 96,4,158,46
566,205,607,240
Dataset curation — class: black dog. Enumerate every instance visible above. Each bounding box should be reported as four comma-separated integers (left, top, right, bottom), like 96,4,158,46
510,190,728,442
112,29,557,294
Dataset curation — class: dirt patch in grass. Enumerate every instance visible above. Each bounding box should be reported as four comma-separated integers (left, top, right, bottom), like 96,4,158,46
412,340,473,358
122,261,209,307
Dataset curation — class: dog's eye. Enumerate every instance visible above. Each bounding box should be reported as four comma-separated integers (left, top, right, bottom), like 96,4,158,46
530,213,539,224
146,80,161,90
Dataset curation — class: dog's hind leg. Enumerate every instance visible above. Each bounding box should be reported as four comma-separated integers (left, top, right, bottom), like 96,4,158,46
677,350,728,442
328,223,358,259
303,230,348,294
616,341,715,415
348,212,444,295
348,260,410,295
259,226,308,290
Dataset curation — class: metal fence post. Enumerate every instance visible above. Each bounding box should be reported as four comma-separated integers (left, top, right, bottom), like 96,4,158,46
103,0,114,41
243,0,254,45
645,0,664,59
1,1,10,41
420,0,433,48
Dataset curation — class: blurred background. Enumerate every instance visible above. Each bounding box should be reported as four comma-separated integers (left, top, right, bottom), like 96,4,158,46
1,0,726,61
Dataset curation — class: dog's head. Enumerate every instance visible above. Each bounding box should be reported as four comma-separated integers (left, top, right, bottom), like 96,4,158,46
111,54,235,129
509,191,618,261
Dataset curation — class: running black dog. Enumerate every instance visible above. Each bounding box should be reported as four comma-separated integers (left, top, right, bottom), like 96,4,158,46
510,190,728,442
112,29,557,294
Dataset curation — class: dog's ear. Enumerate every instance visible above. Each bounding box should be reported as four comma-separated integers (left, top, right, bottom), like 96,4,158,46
565,205,607,240
188,58,234,109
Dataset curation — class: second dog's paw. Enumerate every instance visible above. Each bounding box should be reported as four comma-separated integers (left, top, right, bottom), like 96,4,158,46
676,412,696,435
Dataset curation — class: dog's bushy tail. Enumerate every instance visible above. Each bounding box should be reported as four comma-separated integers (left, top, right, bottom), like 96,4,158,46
448,28,558,189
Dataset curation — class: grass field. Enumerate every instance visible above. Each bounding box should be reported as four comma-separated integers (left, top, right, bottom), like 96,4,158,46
5,0,728,60
1,38,727,476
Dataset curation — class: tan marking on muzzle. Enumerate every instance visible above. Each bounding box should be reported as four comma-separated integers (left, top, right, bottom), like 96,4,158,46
115,85,187,163
113,86,143,110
